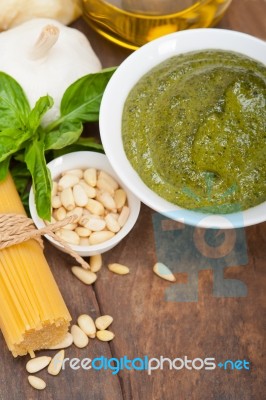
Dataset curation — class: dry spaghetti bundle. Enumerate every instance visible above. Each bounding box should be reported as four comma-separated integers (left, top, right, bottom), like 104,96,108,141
0,174,71,357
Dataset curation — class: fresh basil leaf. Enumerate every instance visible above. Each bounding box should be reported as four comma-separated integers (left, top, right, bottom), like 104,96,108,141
0,128,31,162
46,67,116,131
28,95,54,133
0,156,11,181
25,139,52,221
44,120,83,150
0,72,30,129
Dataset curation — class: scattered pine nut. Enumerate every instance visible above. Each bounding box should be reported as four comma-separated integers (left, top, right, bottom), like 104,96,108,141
95,315,113,331
71,267,97,285
153,262,176,282
28,375,46,390
26,356,51,374
108,263,130,275
46,332,73,350
71,325,89,348
48,350,65,376
77,314,96,338
90,254,102,272
96,330,115,342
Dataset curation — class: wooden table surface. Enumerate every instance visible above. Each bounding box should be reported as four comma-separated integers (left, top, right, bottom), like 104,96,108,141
0,1,265,399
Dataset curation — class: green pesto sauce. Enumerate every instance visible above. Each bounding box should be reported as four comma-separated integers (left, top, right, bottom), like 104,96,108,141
122,50,266,213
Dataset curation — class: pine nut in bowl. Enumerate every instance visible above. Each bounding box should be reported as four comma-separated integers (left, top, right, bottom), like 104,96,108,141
29,151,141,256
99,29,266,229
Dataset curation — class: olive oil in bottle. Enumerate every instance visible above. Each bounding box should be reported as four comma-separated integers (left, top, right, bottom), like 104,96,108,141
82,0,232,49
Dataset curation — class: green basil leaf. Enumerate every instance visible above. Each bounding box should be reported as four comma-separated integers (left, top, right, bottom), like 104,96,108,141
44,120,83,150
28,95,54,133
0,128,31,162
46,67,116,131
25,139,52,221
0,156,11,181
0,72,30,129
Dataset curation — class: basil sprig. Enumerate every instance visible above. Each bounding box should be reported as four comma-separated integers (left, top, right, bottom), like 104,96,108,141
0,68,116,220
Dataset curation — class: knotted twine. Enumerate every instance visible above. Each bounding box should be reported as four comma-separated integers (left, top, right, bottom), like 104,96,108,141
0,213,90,269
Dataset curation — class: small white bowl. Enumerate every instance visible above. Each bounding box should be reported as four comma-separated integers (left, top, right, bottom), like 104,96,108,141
29,151,141,256
99,28,266,229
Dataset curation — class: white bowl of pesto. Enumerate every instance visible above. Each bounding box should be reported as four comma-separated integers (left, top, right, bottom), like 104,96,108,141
100,29,266,229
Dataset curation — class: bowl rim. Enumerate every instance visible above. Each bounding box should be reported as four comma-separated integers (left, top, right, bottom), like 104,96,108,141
29,151,141,254
99,28,266,229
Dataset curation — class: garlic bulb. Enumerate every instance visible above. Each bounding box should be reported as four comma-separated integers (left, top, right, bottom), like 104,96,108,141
0,18,101,124
0,0,82,31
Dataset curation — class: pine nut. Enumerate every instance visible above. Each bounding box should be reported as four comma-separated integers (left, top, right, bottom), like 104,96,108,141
98,171,119,190
96,178,115,196
75,227,91,237
66,207,83,222
48,350,65,376
79,180,97,198
73,184,88,207
79,238,91,246
114,189,127,209
90,254,102,272
71,324,89,348
96,330,115,342
28,376,46,390
51,181,58,197
54,206,67,221
77,314,96,338
71,266,97,284
153,262,176,282
63,223,78,231
95,315,113,330
58,174,79,191
52,195,62,209
60,187,75,211
57,229,80,245
118,206,130,227
108,212,119,220
105,214,121,233
85,216,106,232
89,231,115,245
62,169,83,178
97,191,116,211
46,332,73,349
84,168,97,187
108,263,130,275
26,356,51,373
85,198,105,216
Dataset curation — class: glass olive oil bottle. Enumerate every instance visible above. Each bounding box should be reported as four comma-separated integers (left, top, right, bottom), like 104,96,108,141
82,0,232,49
